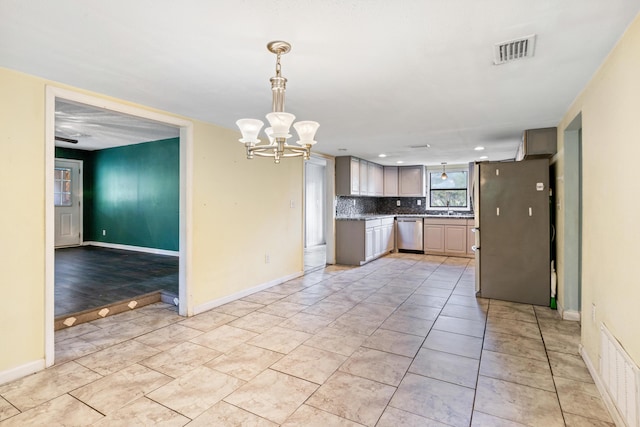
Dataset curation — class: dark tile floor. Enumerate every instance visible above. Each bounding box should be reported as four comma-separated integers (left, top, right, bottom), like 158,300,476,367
55,246,179,317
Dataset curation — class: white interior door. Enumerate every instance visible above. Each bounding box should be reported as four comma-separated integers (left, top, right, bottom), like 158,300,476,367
54,158,82,247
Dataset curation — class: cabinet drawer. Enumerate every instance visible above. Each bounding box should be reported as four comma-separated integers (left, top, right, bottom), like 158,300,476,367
380,217,395,226
365,219,382,228
424,218,468,226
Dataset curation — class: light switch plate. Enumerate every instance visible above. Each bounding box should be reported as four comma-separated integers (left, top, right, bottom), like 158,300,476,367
396,200,401,206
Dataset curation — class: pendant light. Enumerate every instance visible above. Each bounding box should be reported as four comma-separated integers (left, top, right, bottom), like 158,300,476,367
441,162,448,180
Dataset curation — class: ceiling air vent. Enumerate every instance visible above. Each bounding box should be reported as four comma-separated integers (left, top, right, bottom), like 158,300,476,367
493,34,536,65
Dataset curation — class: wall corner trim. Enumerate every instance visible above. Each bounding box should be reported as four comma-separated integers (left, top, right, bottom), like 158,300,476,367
557,301,581,322
579,344,626,427
0,359,46,386
192,271,304,316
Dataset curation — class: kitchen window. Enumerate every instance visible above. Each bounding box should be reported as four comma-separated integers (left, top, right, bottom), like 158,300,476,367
428,168,468,209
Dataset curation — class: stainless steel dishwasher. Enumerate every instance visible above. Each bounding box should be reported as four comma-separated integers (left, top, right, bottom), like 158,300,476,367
396,217,424,252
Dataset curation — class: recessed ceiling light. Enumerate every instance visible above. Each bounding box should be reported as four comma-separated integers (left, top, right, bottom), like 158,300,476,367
396,160,404,164
474,146,485,151
479,155,488,159
338,148,348,151
378,154,387,158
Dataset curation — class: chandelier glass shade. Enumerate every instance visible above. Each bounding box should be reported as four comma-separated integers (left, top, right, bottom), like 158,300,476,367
236,41,319,164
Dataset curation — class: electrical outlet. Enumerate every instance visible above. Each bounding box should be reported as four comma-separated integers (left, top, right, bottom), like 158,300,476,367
396,200,401,206
352,199,356,206
290,200,295,209
265,254,270,264
102,229,106,236
417,200,421,206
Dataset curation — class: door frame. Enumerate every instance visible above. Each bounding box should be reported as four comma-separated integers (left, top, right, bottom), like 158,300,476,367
302,153,336,266
560,112,582,321
304,156,327,248
45,86,194,367
54,158,83,247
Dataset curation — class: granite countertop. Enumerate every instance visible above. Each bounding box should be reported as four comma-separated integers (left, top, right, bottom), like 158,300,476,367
337,214,474,220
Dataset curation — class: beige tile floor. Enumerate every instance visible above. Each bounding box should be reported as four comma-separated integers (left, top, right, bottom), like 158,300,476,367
0,254,615,426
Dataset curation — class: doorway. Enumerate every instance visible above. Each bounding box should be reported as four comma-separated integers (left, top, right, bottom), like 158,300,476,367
54,159,83,247
562,113,582,320
304,157,327,271
45,86,193,366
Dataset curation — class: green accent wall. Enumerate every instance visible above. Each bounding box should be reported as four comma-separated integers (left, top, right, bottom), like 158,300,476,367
56,138,179,251
93,138,179,251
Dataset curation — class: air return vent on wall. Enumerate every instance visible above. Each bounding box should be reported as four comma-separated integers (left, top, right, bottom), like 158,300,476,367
493,34,536,65
600,323,640,427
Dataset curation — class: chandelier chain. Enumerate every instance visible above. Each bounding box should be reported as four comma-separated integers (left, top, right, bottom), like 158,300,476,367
275,53,282,77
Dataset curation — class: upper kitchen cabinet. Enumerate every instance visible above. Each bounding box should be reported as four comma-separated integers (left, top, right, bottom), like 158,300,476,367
516,127,557,160
369,163,384,196
383,166,398,196
359,159,370,196
336,156,361,196
336,156,383,196
399,165,426,197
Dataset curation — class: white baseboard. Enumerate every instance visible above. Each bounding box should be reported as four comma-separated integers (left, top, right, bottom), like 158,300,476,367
0,359,45,386
193,271,304,315
83,241,179,257
579,345,626,427
557,301,581,322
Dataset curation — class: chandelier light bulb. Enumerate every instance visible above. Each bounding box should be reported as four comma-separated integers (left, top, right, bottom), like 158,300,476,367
236,119,264,144
266,112,295,138
293,121,320,146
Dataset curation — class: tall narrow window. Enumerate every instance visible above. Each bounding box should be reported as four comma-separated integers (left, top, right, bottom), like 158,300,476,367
429,170,468,208
54,167,72,206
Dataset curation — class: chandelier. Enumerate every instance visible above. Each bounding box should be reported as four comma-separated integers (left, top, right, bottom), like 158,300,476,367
236,41,319,164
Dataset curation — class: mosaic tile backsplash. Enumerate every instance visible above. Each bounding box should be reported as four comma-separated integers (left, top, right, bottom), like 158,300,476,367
336,196,474,216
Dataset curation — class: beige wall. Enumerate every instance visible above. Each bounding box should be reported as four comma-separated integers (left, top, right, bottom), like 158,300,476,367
0,67,303,374
0,68,47,370
555,14,640,364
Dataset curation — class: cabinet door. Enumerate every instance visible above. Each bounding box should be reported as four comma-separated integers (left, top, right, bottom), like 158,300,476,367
424,224,445,252
384,166,398,196
372,164,384,196
399,166,426,197
359,159,369,196
445,225,467,255
374,226,383,257
350,157,360,195
365,227,374,261
385,224,395,252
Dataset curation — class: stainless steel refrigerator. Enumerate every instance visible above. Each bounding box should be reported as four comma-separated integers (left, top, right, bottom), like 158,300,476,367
473,159,550,306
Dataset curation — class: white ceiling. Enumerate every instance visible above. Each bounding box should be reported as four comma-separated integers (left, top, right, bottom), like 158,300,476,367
1,1,639,165
55,99,179,150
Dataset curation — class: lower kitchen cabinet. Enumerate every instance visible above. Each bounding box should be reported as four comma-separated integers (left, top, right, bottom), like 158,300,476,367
337,217,395,265
424,223,445,252
444,224,467,255
424,218,474,258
